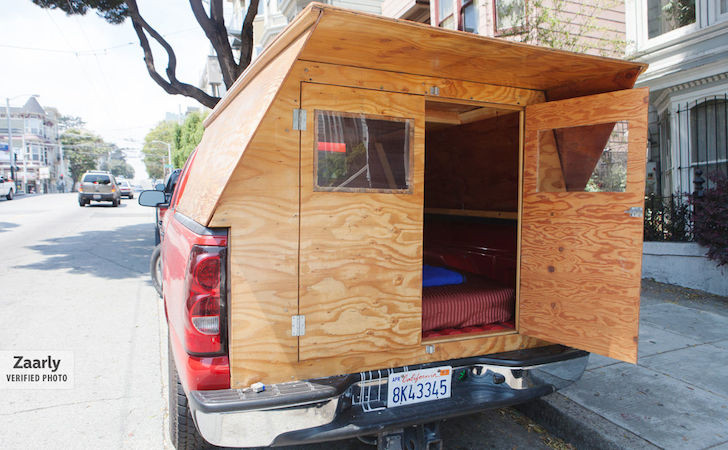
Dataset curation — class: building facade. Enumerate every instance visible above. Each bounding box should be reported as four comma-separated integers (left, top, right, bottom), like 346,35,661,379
383,0,625,57
0,97,68,193
627,0,728,196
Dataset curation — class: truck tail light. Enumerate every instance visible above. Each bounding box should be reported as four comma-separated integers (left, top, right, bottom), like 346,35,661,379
184,245,226,355
78,186,83,192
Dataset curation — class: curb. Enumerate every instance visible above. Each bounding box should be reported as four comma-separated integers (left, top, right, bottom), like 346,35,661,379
515,393,660,450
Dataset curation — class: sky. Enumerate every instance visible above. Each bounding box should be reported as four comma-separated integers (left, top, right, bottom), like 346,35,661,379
0,1,214,179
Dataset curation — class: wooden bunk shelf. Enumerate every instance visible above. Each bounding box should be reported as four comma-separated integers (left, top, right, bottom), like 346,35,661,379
424,208,518,220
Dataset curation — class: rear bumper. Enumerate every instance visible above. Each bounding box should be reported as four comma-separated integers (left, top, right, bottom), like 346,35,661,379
79,193,117,201
187,345,588,447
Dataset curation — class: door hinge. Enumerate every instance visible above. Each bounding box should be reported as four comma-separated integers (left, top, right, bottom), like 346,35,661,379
292,315,306,337
429,86,440,96
625,207,643,218
292,108,306,131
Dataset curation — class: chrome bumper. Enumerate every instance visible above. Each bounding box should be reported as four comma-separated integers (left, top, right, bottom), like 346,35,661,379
188,345,588,448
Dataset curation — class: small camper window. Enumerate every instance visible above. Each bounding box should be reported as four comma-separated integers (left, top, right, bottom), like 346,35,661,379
538,121,629,193
314,110,413,193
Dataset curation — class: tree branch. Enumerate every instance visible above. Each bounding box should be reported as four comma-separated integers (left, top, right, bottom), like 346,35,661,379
125,0,219,109
189,0,239,89
238,0,260,71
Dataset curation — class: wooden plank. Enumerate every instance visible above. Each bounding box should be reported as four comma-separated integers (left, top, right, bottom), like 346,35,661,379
299,5,646,92
424,208,518,220
537,130,567,192
295,61,546,106
299,83,425,361
207,53,314,389
177,29,313,225
519,88,649,364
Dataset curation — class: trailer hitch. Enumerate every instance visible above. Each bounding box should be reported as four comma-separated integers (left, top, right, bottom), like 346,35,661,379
377,422,443,450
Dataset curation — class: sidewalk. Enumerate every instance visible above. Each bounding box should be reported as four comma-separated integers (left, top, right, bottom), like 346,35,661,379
520,279,728,450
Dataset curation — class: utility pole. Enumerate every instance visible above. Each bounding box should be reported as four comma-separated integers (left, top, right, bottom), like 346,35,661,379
150,140,172,177
5,98,14,184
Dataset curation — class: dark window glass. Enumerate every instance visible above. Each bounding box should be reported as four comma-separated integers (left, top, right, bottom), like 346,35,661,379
647,0,695,39
462,2,478,33
82,174,111,184
315,111,413,193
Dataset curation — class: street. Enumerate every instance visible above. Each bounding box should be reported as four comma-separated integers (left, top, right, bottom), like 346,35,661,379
0,194,571,449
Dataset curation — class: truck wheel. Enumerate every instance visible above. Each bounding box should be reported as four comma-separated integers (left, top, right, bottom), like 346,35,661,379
168,340,215,449
79,201,85,207
112,199,119,207
150,244,163,298
6,189,13,200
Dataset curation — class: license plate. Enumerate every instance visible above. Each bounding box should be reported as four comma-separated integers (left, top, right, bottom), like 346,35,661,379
93,195,101,199
387,366,451,408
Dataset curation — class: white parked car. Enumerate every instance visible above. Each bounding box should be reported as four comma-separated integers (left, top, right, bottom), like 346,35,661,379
0,176,15,200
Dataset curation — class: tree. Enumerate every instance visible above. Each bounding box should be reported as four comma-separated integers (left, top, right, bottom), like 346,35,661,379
61,128,108,186
174,110,208,167
57,115,86,132
142,120,179,180
101,147,136,178
31,0,260,109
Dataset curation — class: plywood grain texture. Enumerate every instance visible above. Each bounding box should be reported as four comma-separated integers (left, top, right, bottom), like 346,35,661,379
298,83,425,361
519,88,649,364
299,5,646,92
177,29,313,225
295,61,546,106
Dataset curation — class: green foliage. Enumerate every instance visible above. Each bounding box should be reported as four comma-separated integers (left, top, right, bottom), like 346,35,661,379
101,148,135,179
61,128,107,185
173,111,208,168
31,0,128,24
142,120,180,180
57,115,86,132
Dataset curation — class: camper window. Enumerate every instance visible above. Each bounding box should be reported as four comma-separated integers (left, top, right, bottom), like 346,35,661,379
313,110,414,193
538,121,629,193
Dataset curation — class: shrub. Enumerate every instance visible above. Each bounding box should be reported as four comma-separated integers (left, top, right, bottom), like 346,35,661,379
692,172,728,266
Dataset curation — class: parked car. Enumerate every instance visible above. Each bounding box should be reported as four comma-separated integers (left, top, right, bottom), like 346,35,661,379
116,180,134,199
78,171,121,207
0,176,15,200
138,5,649,449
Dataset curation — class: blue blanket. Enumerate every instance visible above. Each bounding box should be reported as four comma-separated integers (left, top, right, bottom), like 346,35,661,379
423,265,464,288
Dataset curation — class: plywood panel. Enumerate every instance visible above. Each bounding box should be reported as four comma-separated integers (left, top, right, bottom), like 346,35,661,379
299,5,646,92
299,83,425,361
208,51,313,389
519,88,649,364
295,61,546,106
425,112,520,212
177,29,312,225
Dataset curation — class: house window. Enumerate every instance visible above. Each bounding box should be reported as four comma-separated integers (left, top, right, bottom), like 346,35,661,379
461,0,478,33
647,0,696,39
314,110,413,193
494,0,525,33
439,0,453,22
690,97,728,187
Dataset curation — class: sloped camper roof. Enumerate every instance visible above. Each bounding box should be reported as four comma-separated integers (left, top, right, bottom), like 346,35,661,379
176,3,647,225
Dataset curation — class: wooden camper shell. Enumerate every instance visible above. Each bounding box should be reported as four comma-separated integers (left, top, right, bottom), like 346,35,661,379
176,3,649,388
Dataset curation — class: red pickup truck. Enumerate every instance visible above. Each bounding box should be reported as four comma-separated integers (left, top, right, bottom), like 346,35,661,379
137,5,648,449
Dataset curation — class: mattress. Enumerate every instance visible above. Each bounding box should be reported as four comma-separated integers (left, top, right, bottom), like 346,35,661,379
422,275,515,332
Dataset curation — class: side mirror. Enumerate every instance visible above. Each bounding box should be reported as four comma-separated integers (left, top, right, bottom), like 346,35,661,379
155,183,165,191
138,190,167,207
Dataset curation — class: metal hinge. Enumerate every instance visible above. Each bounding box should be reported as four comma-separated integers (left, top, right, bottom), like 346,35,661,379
292,109,306,130
291,315,306,337
429,86,440,96
625,207,643,218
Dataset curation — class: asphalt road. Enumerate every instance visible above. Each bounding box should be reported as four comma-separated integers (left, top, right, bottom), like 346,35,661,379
0,193,571,450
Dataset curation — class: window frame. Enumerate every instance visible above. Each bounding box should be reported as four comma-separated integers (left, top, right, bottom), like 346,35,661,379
434,0,456,27
492,0,527,36
633,0,701,51
459,0,477,33
312,110,415,195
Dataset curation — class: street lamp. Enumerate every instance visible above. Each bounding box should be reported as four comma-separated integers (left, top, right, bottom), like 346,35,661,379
4,94,38,191
149,140,172,177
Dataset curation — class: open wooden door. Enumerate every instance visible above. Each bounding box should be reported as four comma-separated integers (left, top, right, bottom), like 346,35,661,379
298,83,425,361
519,88,649,363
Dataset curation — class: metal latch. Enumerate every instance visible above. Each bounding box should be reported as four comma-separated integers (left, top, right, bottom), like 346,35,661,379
292,109,306,131
291,315,306,336
624,207,643,217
